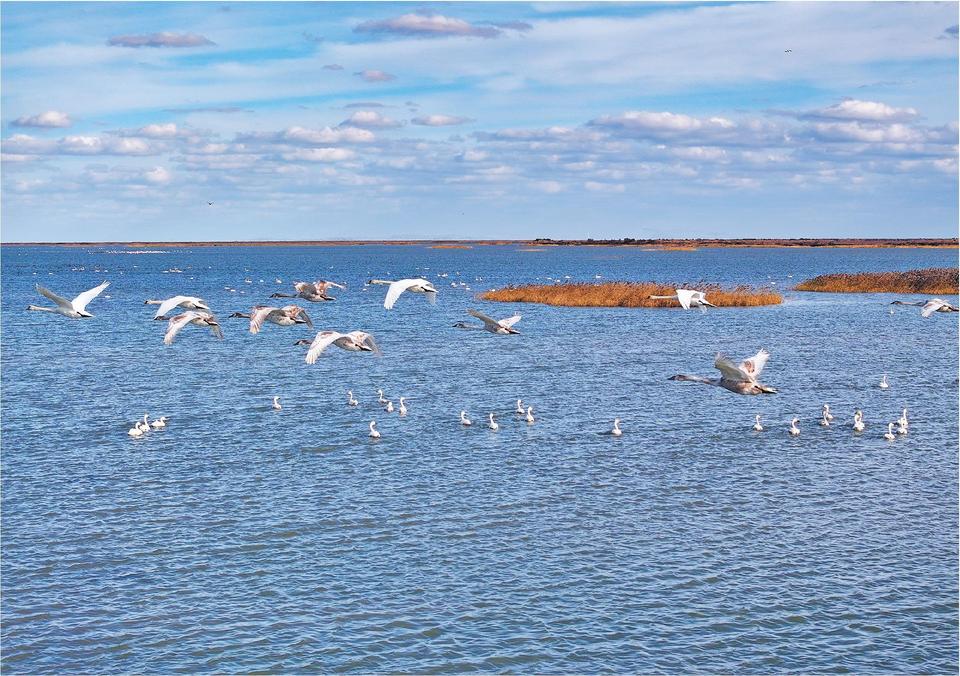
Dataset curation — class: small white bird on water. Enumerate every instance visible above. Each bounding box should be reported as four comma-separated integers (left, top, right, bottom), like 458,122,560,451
378,389,388,404
386,401,394,413
28,281,109,318
369,421,381,438
897,408,909,431
753,415,763,432
853,410,865,432
460,411,472,426
347,390,359,406
819,412,830,427
611,418,623,436
884,423,896,441
398,398,407,416
879,374,889,389
822,404,834,421
151,416,168,429
488,413,499,430
272,396,282,411
516,399,524,414
526,406,535,424
128,422,144,438
789,417,800,436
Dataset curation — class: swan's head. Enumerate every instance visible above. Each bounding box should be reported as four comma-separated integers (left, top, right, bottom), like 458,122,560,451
370,421,377,428
791,417,799,425
293,339,310,346
195,300,210,311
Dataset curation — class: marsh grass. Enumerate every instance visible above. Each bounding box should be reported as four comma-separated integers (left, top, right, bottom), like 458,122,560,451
480,282,783,308
795,268,959,294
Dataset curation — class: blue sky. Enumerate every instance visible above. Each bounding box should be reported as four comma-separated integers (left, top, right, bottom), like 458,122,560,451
1,1,957,241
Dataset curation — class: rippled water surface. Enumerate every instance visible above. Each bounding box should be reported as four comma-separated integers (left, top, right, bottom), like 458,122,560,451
2,245,957,673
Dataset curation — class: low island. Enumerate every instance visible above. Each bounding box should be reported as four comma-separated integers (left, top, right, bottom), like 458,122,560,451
480,282,783,308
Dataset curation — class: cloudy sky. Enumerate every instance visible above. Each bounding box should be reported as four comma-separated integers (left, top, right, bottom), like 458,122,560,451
2,1,957,241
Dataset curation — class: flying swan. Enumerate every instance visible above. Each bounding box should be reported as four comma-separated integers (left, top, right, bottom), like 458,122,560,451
669,349,777,395
295,330,381,364
454,309,522,334
230,305,313,334
271,280,346,302
891,298,959,317
27,281,109,318
368,278,437,309
163,311,224,344
649,288,718,311
144,296,210,320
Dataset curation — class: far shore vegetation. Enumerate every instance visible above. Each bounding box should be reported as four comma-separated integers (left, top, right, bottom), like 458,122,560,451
480,282,783,308
795,268,959,294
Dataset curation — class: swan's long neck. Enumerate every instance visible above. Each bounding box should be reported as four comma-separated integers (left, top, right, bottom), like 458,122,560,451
26,305,55,312
648,294,678,300
144,299,163,305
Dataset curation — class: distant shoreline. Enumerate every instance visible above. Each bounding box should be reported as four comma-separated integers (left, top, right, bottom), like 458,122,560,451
1,238,957,248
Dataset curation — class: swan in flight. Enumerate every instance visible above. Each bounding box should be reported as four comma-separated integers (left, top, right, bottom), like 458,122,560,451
879,374,889,389
271,280,345,302
454,309,522,334
525,406,535,424
488,413,499,430
150,416,168,429
649,288,718,311
853,410,865,432
611,418,622,436
753,415,763,432
163,311,223,344
347,391,359,406
789,417,800,436
229,305,313,334
272,396,282,410
369,421,381,438
891,298,959,317
145,295,209,320
295,330,381,364
669,349,776,395
27,281,109,318
460,411,472,426
398,398,407,416
368,278,437,309
884,423,896,441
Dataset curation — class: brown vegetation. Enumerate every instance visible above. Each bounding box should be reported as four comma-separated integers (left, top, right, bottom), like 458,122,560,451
429,244,473,249
795,268,959,294
480,282,783,308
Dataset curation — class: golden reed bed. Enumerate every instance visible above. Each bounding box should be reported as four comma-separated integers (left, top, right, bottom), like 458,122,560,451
795,268,959,294
480,282,782,308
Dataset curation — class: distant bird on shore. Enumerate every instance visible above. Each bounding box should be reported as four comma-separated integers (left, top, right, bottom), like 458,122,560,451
27,281,109,318
368,278,437,309
669,349,777,395
145,295,210,320
229,305,313,334
649,288,717,312
271,280,345,302
163,311,223,344
891,298,959,317
295,330,380,364
454,309,522,334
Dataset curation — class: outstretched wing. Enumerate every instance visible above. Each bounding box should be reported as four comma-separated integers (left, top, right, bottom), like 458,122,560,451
250,306,278,334
351,331,381,354
295,307,313,328
715,353,753,382
154,295,188,319
499,314,522,329
164,312,198,345
425,289,437,305
70,281,110,312
739,349,770,379
921,299,944,318
468,309,502,330
305,331,346,364
383,279,420,310
675,289,697,310
318,280,346,292
207,319,224,340
35,284,74,310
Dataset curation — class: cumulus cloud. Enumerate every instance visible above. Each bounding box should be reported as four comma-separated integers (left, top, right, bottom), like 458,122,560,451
144,166,172,184
354,69,396,82
137,123,179,138
107,32,215,48
12,110,72,128
808,99,918,122
809,121,925,144
281,148,355,162
340,111,402,129
355,14,501,39
412,114,473,127
278,125,375,145
590,111,735,136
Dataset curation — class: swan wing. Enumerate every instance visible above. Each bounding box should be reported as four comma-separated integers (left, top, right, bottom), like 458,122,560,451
383,279,419,309
319,280,346,291
352,331,382,354
295,307,314,328
35,284,75,310
675,289,697,310
154,295,189,319
208,319,224,340
70,281,110,312
305,331,346,364
739,349,770,379
921,299,944,318
250,306,278,334
499,314,522,329
714,353,752,382
467,309,501,330
164,312,198,345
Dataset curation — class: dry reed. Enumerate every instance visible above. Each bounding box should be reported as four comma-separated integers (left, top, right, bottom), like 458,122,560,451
795,268,959,294
480,282,782,308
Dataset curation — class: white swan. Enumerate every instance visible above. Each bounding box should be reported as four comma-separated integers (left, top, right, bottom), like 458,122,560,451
753,415,763,432
145,295,209,320
460,410,472,426
853,410,865,432
369,421,381,438
884,423,896,441
525,406,535,424
347,390,359,406
819,411,830,427
369,278,438,309
297,330,381,364
230,305,313,334
879,374,889,389
386,401,394,413
789,417,800,436
891,298,959,317
489,413,499,430
272,396,281,411
611,418,622,436
516,399,524,414
150,416,168,429
822,404,834,421
128,424,144,438
455,309,522,334
271,280,345,302
649,288,718,311
398,397,407,416
377,389,388,404
28,281,109,318
897,408,909,430
670,349,776,395
163,311,223,344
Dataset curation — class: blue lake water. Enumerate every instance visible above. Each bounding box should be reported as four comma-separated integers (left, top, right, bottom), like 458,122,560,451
1,244,957,673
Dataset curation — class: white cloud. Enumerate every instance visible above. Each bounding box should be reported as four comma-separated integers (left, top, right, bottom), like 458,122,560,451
354,69,396,83
534,180,564,193
411,114,473,126
12,110,72,128
809,99,918,122
138,123,179,138
810,121,925,144
340,111,402,129
281,148,356,162
107,32,214,48
144,166,172,184
279,125,375,144
354,14,501,39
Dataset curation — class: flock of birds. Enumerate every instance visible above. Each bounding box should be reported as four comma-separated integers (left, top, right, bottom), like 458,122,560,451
25,279,952,442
